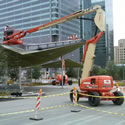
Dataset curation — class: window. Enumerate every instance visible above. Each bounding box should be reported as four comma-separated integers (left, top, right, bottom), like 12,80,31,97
91,78,96,85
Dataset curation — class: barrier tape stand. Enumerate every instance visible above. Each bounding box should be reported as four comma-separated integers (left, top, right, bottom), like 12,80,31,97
29,89,43,121
71,86,81,113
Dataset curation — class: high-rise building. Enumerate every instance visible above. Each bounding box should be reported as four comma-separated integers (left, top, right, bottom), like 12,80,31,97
92,1,107,67
93,0,114,67
84,0,93,40
79,0,92,62
0,0,80,62
115,39,125,64
105,0,114,62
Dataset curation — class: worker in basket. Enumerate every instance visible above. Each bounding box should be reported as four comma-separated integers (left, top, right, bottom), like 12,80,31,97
3,25,13,41
3,25,9,41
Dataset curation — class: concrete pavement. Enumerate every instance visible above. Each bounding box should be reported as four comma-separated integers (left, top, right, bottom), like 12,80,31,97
0,85,125,125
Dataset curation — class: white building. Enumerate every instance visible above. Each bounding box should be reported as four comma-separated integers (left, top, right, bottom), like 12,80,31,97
114,39,125,64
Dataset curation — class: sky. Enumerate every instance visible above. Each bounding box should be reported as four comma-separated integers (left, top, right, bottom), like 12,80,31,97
113,0,125,46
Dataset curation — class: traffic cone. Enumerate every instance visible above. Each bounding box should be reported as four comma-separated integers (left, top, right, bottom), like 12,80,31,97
29,89,43,121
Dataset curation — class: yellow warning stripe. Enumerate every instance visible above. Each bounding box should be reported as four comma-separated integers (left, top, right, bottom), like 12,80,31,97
0,92,70,99
42,92,70,98
76,104,125,116
0,91,124,99
0,104,73,117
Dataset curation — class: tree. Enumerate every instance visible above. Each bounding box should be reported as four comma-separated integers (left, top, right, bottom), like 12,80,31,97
90,61,125,80
106,61,122,80
0,46,8,81
32,65,42,82
66,68,77,78
8,68,18,81
26,68,32,79
90,65,101,76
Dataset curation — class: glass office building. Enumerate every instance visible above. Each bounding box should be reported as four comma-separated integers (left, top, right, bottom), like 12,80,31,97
83,0,93,41
105,0,114,62
0,0,80,44
92,1,107,67
92,0,114,67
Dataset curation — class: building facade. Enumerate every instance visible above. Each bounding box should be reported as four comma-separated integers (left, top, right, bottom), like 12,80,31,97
92,1,107,67
105,0,114,62
114,39,125,64
0,0,80,62
83,0,92,41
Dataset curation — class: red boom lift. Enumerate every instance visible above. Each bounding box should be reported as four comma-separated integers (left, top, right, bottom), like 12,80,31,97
69,9,124,106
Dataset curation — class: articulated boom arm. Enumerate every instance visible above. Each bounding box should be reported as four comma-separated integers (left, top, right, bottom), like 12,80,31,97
80,31,104,82
3,5,105,45
26,5,105,33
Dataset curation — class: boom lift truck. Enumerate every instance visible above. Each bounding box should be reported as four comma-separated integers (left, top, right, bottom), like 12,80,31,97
70,7,124,106
2,5,122,104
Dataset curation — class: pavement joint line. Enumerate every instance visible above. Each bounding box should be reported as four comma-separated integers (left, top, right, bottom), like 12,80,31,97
77,104,125,117
0,104,73,117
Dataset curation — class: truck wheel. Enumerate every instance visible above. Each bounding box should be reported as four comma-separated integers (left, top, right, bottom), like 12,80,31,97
70,89,79,102
112,91,124,105
88,92,100,106
68,80,72,85
16,92,20,97
19,93,22,96
52,81,56,85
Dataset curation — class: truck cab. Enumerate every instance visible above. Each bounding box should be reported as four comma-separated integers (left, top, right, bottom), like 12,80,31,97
80,75,113,93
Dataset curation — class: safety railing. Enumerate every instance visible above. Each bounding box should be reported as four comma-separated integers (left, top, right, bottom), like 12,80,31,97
22,39,81,51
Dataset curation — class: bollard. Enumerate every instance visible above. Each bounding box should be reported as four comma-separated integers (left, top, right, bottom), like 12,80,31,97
73,86,77,105
71,86,81,112
29,89,43,121
36,89,42,110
